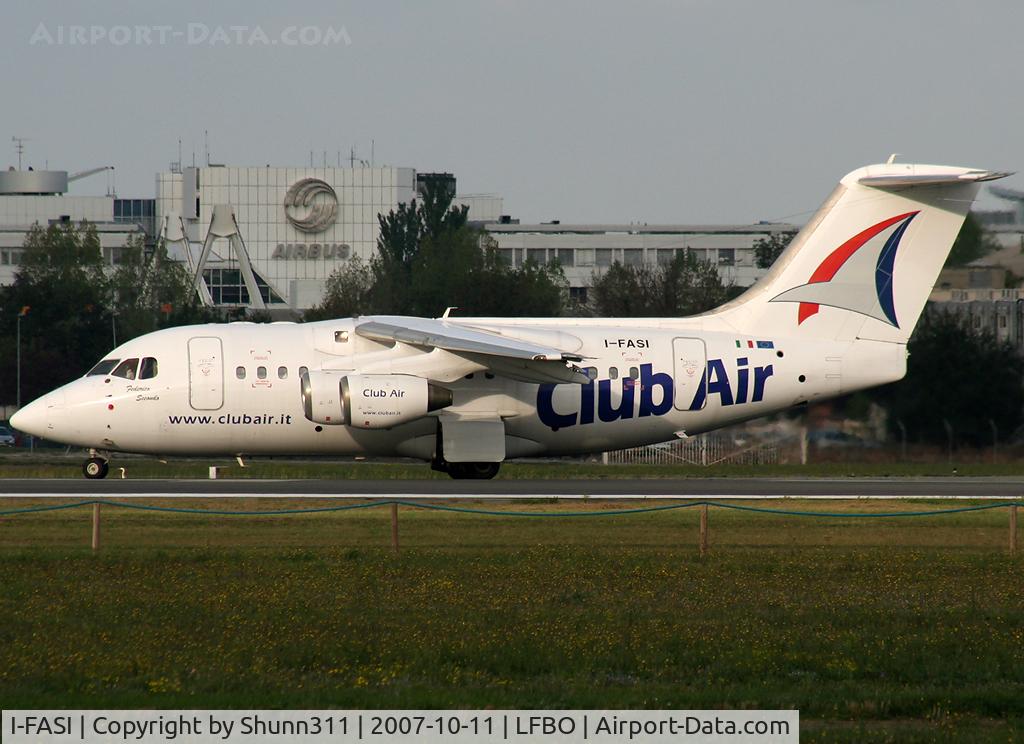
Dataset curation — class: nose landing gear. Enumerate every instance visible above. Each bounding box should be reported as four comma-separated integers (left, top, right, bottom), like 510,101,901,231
83,456,109,480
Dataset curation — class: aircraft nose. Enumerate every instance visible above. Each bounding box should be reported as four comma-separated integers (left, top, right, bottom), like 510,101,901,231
10,391,64,439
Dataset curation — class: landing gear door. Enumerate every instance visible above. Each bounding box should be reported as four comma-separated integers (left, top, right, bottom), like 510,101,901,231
672,337,707,411
188,336,224,411
439,416,506,463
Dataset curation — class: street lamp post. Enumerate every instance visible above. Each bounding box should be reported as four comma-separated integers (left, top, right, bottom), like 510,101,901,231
16,311,21,411
15,306,29,410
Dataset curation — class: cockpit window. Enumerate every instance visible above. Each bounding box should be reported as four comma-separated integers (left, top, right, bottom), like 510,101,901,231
139,357,159,380
111,358,140,380
87,359,120,376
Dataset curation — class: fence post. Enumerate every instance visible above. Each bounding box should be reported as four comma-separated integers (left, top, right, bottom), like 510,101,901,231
699,503,709,557
1011,505,1018,555
390,502,399,554
91,502,101,551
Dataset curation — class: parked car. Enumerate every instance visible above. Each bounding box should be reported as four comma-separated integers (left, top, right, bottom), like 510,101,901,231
807,429,878,449
0,425,15,446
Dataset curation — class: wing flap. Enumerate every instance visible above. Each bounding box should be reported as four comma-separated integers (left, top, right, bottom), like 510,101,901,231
355,316,589,385
356,317,568,360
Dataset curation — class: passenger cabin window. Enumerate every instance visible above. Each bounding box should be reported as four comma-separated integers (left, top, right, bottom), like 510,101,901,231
139,357,159,380
629,366,639,379
278,366,288,380
609,367,618,379
87,359,119,376
257,366,267,380
584,367,598,381
299,366,308,378
236,366,246,380
111,358,139,380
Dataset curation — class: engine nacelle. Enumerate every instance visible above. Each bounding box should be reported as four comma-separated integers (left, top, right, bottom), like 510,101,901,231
301,370,348,425
300,371,452,429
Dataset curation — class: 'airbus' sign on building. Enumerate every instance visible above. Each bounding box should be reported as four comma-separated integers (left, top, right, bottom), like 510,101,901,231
283,177,338,232
156,165,416,308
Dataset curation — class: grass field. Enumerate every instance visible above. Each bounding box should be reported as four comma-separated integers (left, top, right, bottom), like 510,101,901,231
2,452,1024,479
1,498,1022,742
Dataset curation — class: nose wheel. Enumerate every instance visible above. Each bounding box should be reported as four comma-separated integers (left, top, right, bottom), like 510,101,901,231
83,457,109,480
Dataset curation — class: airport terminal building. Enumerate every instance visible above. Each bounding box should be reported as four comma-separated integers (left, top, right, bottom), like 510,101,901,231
0,168,148,287
155,164,419,309
1,158,799,310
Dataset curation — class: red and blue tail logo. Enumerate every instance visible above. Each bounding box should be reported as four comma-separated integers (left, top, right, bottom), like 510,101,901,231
769,211,919,327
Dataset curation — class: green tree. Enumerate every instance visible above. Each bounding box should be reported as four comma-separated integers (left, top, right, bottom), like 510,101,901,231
591,252,734,317
308,182,566,320
946,213,1000,267
304,257,374,320
1,223,209,405
109,236,208,340
753,231,796,269
0,223,112,402
875,310,1023,447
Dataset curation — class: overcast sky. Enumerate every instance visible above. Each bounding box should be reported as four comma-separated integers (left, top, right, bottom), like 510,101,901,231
2,1,1022,224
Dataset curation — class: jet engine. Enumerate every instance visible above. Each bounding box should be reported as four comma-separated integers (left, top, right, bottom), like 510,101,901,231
301,371,452,429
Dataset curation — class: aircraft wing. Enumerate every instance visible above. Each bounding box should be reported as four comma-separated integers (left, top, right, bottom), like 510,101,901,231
355,316,589,384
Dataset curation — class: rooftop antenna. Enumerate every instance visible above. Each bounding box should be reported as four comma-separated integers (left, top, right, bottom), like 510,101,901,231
11,136,30,170
371,139,375,167
204,129,209,166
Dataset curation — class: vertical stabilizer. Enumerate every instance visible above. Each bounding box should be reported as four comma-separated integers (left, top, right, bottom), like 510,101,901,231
713,163,1009,343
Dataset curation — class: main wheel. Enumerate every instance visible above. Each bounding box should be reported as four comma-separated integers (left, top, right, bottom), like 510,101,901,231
446,462,500,480
83,457,109,480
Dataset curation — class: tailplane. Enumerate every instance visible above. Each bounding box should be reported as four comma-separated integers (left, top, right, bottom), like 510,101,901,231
714,162,1010,343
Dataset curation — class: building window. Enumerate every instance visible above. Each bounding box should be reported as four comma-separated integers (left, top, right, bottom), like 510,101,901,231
595,248,613,267
278,366,288,380
718,248,735,266
499,249,514,266
657,249,676,266
623,249,643,266
526,248,547,265
236,366,246,380
556,249,575,267
569,286,588,304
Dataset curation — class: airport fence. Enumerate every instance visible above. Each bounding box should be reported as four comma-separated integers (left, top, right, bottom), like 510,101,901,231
0,497,1019,557
605,432,797,466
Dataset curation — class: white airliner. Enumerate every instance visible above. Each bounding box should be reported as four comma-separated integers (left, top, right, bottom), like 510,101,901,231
11,161,1008,479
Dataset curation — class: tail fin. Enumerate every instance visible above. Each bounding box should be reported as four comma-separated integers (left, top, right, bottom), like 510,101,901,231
714,162,1010,343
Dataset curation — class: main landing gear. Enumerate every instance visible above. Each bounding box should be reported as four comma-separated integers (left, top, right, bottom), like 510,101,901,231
82,453,109,479
430,419,502,479
445,462,501,480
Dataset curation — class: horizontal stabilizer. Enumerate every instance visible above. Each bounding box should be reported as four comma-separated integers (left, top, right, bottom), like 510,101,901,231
859,170,1012,187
